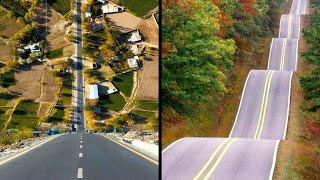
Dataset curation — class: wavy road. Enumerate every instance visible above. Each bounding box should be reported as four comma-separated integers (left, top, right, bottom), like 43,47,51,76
162,0,307,179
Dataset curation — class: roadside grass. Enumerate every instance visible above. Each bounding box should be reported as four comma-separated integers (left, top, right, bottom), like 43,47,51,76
0,107,11,131
8,100,40,129
122,0,158,17
47,106,65,123
49,0,72,15
131,109,155,119
112,72,133,97
48,48,63,59
99,93,125,112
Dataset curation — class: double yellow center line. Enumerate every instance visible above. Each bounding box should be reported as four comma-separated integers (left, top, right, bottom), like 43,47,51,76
193,138,237,180
279,39,287,71
254,71,274,139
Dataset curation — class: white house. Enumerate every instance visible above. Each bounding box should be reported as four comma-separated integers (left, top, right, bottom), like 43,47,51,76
88,84,99,99
85,6,91,18
128,30,142,43
127,56,139,69
99,81,118,95
102,2,124,14
24,43,40,53
130,44,140,55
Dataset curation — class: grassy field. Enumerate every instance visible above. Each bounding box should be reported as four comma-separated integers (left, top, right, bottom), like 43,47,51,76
50,0,72,15
112,72,133,97
122,0,158,17
47,106,65,123
57,75,73,106
48,48,63,59
99,93,126,112
0,70,15,88
0,93,17,106
8,100,39,129
0,107,11,131
137,100,158,111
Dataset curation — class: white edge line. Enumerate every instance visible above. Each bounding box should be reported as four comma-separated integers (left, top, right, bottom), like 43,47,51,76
295,39,299,71
229,70,253,137
0,134,62,166
267,38,275,69
162,137,188,154
279,15,284,37
282,72,293,140
269,140,280,180
297,16,301,39
103,135,158,165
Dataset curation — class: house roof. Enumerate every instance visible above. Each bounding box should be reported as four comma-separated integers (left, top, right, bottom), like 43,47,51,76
24,43,40,52
102,2,124,14
98,81,118,95
88,84,99,99
128,30,142,42
127,56,139,68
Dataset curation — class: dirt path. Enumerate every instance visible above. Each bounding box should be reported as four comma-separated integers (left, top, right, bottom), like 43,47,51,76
3,98,22,131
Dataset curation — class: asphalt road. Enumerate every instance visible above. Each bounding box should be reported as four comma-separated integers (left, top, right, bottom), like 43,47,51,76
289,0,307,15
162,138,279,180
268,38,298,71
71,0,85,131
0,133,158,180
279,14,300,39
230,70,292,140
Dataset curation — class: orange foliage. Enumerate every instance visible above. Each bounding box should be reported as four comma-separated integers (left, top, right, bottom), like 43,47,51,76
239,0,255,15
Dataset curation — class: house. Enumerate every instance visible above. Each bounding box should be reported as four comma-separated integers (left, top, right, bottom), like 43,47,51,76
24,43,40,53
102,2,124,14
130,44,140,55
127,56,139,69
98,81,118,95
88,84,99,100
128,30,142,43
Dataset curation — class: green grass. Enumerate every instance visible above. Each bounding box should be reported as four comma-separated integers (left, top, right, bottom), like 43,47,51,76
99,93,126,112
122,0,158,17
48,48,63,59
0,93,17,106
50,0,72,15
57,75,72,106
48,107,65,123
8,100,39,129
137,100,158,111
0,70,15,87
112,72,133,97
131,109,155,119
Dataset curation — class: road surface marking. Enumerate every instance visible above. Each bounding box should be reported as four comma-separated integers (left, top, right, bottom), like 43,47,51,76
103,135,158,165
77,168,83,179
280,39,287,71
283,72,293,139
79,153,83,158
0,135,62,166
162,137,188,153
80,140,82,143
267,39,274,69
269,141,280,180
229,71,253,137
80,145,83,148
203,138,237,180
254,71,274,139
193,138,230,180
287,15,293,38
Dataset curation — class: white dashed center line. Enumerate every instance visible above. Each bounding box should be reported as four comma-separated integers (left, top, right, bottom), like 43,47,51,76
79,153,83,158
80,145,82,148
80,140,82,143
77,168,83,179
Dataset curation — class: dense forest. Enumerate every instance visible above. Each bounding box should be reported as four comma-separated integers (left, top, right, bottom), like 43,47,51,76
162,0,283,145
300,2,320,122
